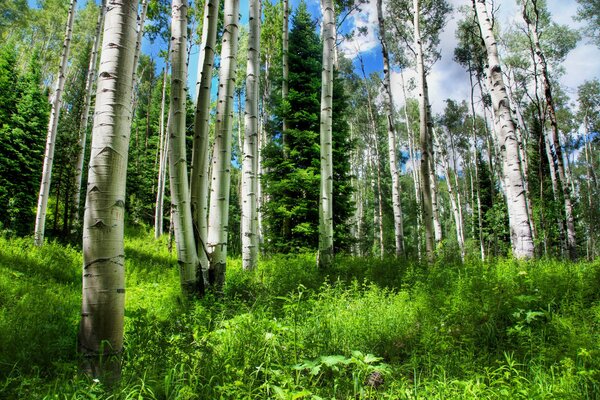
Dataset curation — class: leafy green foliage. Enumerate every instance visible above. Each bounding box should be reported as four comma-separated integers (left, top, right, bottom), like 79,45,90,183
1,230,599,398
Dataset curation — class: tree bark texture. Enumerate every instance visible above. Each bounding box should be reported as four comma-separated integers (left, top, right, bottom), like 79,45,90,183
242,0,261,270
207,0,239,288
34,0,77,246
377,0,405,257
72,0,106,227
79,0,137,381
474,0,535,258
318,0,335,268
168,0,208,295
191,0,220,250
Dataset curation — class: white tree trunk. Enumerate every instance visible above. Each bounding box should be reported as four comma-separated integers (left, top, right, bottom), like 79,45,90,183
413,0,436,259
242,0,261,270
34,0,77,246
474,0,535,258
523,1,576,258
72,0,106,227
79,0,137,380
207,0,239,288
190,0,220,250
318,0,335,268
168,0,206,295
400,70,422,259
282,0,289,155
154,64,169,239
435,128,465,259
131,0,148,96
377,0,404,257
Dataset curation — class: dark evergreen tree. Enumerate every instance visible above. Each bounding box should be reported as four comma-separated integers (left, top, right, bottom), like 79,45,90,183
262,1,353,253
0,44,48,235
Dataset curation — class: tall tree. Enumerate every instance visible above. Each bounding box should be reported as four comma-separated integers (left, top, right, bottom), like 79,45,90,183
241,0,261,270
377,0,405,257
318,0,335,268
79,0,138,380
34,0,77,246
190,0,220,248
72,0,106,227
282,0,290,155
473,0,535,259
168,0,208,295
522,0,577,259
207,0,239,289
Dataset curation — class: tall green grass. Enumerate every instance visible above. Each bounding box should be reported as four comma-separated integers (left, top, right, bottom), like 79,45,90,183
0,229,598,398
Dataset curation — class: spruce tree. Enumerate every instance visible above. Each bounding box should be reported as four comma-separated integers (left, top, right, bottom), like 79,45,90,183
262,1,353,253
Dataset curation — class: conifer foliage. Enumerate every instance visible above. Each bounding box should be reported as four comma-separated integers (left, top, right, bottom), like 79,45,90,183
262,2,353,253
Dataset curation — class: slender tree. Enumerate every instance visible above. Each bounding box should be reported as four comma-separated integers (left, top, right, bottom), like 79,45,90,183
318,0,335,268
79,0,137,380
190,0,220,248
377,0,405,257
72,0,106,227
282,0,290,155
168,0,208,295
473,0,535,258
522,0,576,259
34,0,77,246
207,0,239,288
242,0,261,270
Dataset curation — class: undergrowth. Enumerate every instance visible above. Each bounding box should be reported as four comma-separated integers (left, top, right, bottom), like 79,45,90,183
0,227,599,398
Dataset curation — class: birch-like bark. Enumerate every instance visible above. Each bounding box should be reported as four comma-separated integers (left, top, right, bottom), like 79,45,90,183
168,0,206,295
131,0,148,95
468,68,485,260
282,0,289,156
79,0,137,380
207,0,239,288
377,0,404,257
190,0,220,248
474,0,534,258
34,0,77,246
154,64,169,238
523,1,576,259
72,0,106,227
435,128,465,259
413,0,435,259
241,0,261,270
400,71,422,259
318,0,335,268
505,69,537,244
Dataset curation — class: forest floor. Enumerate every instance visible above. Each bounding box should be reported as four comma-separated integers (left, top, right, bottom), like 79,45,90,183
1,227,599,399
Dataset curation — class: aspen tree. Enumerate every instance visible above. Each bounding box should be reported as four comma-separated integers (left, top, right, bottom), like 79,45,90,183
79,0,137,380
318,0,335,268
413,0,435,259
34,0,77,246
190,0,220,247
282,0,289,155
155,64,169,238
522,0,576,259
242,0,261,270
473,0,535,258
377,0,405,257
207,0,239,288
168,0,208,295
73,0,106,226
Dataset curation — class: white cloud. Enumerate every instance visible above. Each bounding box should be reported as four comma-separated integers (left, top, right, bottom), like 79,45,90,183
338,0,380,58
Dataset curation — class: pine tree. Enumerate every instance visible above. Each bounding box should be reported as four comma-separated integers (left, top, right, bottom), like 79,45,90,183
263,1,353,254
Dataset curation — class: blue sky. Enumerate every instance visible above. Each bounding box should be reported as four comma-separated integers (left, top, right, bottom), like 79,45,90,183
28,0,599,117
